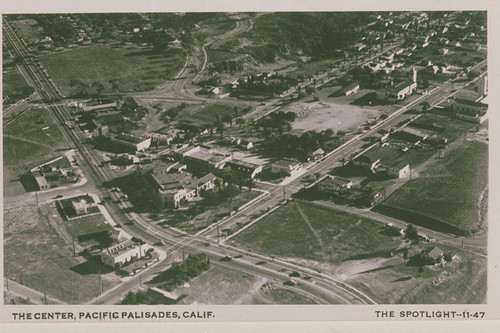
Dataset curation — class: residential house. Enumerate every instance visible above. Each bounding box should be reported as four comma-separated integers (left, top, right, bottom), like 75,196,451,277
271,158,301,175
317,175,353,194
309,148,325,161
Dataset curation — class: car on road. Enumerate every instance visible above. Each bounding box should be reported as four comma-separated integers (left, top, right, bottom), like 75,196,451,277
54,194,63,199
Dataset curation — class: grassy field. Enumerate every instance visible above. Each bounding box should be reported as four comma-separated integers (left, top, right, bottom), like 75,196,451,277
39,44,185,95
3,107,70,196
207,49,243,63
2,65,34,106
379,141,488,233
178,102,239,127
233,200,402,264
409,113,477,141
232,200,486,303
11,18,45,45
3,204,120,304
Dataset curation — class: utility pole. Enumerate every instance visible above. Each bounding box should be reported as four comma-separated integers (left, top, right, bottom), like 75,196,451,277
182,248,185,262
283,186,286,200
98,269,102,295
35,191,39,206
72,238,76,256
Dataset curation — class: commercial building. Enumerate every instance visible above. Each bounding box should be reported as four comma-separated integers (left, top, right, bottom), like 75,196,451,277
182,146,232,171
451,98,488,123
149,170,217,208
226,159,263,179
111,133,151,151
101,239,152,268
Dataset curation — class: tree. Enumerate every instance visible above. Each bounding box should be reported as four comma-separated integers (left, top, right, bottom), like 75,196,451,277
235,117,245,128
420,101,430,112
92,81,105,96
404,224,419,243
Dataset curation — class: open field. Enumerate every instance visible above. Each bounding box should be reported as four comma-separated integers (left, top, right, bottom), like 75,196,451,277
3,204,120,304
378,141,488,233
178,102,241,128
207,49,244,63
232,200,402,264
232,200,486,303
409,113,477,142
39,44,185,95
175,263,317,304
3,107,70,196
2,65,34,107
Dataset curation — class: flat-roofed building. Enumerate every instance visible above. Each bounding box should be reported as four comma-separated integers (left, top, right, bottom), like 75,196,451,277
227,159,263,179
451,98,488,123
184,147,232,171
111,133,151,151
101,239,152,268
34,175,49,190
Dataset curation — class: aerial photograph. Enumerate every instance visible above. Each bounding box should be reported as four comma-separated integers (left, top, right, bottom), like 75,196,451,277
2,11,487,305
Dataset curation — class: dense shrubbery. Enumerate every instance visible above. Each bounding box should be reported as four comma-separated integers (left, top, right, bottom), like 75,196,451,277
148,253,210,292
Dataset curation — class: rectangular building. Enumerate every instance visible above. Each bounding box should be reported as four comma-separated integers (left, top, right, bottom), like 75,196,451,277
101,239,152,268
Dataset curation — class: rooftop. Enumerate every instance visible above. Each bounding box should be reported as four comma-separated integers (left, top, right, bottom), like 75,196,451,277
151,172,197,192
113,133,148,144
103,239,141,257
273,158,301,168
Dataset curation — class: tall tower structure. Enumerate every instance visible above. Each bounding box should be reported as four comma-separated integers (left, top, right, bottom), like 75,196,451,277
412,67,417,83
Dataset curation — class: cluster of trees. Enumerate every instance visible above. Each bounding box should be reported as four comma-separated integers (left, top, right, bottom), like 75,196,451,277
258,111,296,136
232,75,298,97
208,59,245,74
121,97,148,121
121,289,175,305
68,79,107,98
161,102,189,121
150,253,210,292
32,14,78,45
246,12,374,61
112,170,164,213
260,129,339,162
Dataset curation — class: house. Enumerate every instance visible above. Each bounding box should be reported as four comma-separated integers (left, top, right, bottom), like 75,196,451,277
388,67,418,100
196,173,217,193
38,36,53,49
353,155,380,171
271,158,301,175
101,239,152,268
111,133,151,151
344,83,360,96
34,175,49,190
317,175,353,194
226,160,263,179
428,247,445,264
145,132,173,145
309,148,325,160
71,198,96,215
392,127,429,144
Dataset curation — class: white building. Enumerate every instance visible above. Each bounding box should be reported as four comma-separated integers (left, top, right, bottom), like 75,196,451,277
101,240,152,268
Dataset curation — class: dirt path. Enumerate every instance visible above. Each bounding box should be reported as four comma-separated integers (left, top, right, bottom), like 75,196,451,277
294,203,324,247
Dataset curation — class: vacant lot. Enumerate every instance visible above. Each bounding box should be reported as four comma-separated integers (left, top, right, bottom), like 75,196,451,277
175,263,316,304
39,44,185,95
3,204,120,304
379,141,488,233
288,93,382,133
